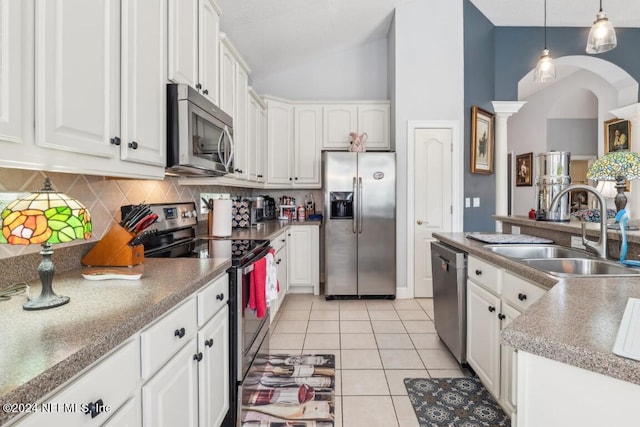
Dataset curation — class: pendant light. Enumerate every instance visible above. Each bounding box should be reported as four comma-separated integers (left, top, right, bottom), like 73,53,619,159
586,0,617,54
534,0,556,83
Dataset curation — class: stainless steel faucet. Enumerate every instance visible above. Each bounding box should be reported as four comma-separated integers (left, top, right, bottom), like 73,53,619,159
550,184,608,259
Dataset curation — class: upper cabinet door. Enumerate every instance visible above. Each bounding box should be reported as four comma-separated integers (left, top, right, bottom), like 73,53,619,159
35,0,120,158
167,0,198,87
322,105,357,149
0,0,25,145
294,105,322,185
358,103,390,150
266,100,294,185
120,0,167,167
198,0,220,105
233,65,249,180
218,40,236,116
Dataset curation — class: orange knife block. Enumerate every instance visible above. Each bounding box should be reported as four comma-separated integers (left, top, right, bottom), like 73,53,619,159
81,223,144,267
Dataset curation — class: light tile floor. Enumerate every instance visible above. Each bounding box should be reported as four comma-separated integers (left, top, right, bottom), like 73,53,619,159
268,294,466,427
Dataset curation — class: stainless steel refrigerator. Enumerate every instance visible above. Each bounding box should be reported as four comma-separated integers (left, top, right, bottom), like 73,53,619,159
323,151,396,298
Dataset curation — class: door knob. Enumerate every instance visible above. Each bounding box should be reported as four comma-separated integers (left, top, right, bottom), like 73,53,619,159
417,220,424,225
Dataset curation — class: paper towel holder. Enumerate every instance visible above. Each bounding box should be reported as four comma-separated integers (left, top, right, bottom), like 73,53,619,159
209,198,233,237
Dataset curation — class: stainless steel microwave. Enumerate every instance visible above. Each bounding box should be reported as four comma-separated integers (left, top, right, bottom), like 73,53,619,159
166,84,234,177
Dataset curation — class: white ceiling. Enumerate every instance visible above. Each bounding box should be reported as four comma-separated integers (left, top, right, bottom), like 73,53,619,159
216,0,640,77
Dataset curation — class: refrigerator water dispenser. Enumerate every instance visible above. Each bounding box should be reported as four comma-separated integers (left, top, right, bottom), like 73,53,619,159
330,192,353,219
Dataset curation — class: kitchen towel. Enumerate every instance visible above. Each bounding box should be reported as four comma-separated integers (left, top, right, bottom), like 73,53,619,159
265,248,279,307
211,198,232,237
249,256,267,318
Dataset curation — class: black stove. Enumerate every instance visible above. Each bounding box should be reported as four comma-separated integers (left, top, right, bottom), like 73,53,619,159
191,238,270,267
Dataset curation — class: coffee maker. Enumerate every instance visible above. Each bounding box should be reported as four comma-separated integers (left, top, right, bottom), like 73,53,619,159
248,197,265,226
262,196,277,220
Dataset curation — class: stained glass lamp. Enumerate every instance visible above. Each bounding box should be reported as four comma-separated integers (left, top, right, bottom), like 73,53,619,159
0,178,92,310
587,151,640,228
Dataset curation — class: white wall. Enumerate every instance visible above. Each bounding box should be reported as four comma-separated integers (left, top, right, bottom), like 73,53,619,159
510,68,618,215
392,0,465,291
251,38,389,100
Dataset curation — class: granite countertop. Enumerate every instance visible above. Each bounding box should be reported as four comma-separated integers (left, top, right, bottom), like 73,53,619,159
0,257,231,425
433,232,640,387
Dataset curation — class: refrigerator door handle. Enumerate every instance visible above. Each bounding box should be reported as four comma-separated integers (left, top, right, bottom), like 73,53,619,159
353,177,357,233
358,177,363,234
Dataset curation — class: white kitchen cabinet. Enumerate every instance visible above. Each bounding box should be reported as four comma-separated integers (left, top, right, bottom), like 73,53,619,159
233,61,250,180
167,0,220,105
265,98,321,188
293,105,322,185
248,88,267,183
0,0,27,147
142,272,230,427
35,0,120,159
219,35,251,181
466,279,502,398
15,339,140,427
197,305,229,427
466,255,547,418
270,230,289,321
142,337,199,427
266,99,295,185
287,225,320,295
102,394,141,427
120,0,167,167
23,0,165,179
322,102,391,151
198,0,221,105
499,302,520,420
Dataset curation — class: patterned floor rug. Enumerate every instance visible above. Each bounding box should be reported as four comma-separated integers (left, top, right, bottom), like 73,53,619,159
241,354,336,427
404,377,511,427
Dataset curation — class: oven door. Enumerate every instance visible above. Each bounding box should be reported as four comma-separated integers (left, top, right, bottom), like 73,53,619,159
238,261,270,382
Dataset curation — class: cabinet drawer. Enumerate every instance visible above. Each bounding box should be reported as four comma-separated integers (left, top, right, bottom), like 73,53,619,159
197,273,229,327
468,255,502,295
16,339,139,427
271,230,287,253
141,297,197,379
502,272,546,312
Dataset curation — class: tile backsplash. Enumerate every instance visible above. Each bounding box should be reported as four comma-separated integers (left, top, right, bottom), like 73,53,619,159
0,168,251,260
0,168,324,260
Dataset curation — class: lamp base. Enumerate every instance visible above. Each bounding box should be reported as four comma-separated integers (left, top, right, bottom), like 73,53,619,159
23,294,70,310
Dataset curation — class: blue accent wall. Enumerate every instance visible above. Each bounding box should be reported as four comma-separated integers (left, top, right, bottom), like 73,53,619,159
495,26,640,101
464,0,496,231
462,1,640,231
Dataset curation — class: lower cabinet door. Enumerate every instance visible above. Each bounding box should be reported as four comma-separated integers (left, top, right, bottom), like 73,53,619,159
466,280,501,399
198,306,230,427
103,394,141,427
142,338,199,427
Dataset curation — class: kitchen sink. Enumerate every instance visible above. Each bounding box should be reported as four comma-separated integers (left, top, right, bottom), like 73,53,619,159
484,244,591,260
521,258,640,277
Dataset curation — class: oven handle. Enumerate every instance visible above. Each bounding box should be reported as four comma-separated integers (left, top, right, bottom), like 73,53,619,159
241,263,255,276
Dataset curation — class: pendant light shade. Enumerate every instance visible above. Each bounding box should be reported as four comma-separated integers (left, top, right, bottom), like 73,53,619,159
534,49,556,82
534,0,556,83
586,2,617,54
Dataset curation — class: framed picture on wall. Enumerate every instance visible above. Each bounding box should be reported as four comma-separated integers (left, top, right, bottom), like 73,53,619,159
516,152,533,186
471,106,494,174
604,117,631,153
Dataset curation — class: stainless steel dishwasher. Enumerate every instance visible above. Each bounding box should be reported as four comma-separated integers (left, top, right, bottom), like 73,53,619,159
431,241,467,365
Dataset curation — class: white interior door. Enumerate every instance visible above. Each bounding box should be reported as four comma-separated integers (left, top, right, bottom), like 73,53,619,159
414,128,453,297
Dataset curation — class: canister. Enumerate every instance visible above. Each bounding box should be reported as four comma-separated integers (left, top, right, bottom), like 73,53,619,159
535,151,571,221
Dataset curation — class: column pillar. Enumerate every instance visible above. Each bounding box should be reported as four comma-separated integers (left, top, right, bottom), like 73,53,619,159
609,103,640,218
492,101,526,232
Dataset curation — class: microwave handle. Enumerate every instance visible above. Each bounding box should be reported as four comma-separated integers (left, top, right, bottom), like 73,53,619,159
224,126,235,171
217,130,225,165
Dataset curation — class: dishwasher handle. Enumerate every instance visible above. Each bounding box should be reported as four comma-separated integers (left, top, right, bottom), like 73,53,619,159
437,255,450,272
